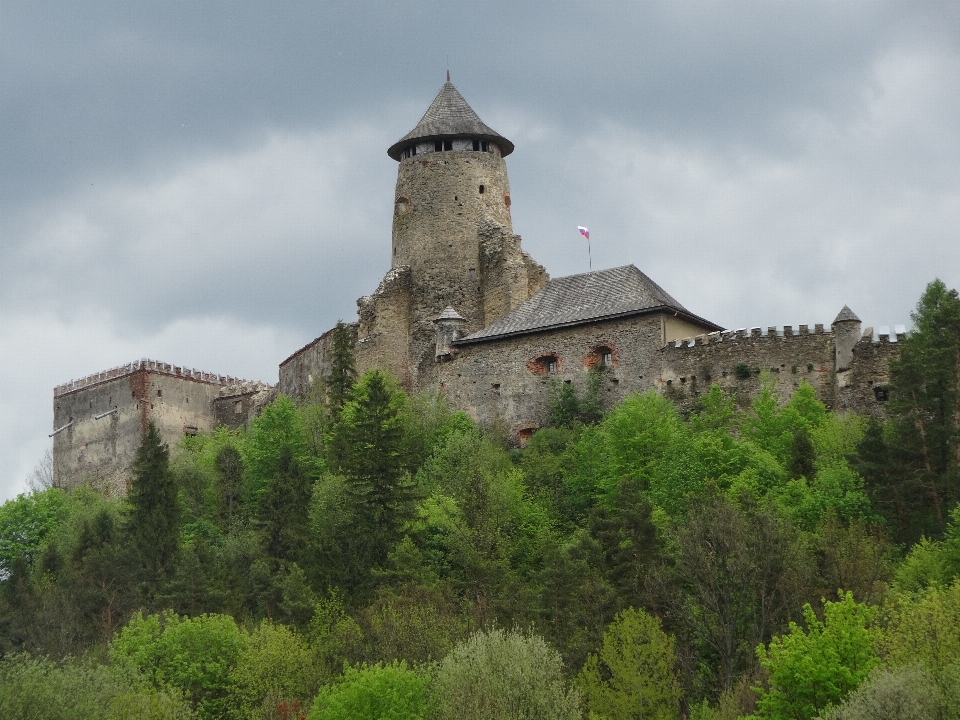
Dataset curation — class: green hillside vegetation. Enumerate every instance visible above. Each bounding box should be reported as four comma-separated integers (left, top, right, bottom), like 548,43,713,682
1,281,959,720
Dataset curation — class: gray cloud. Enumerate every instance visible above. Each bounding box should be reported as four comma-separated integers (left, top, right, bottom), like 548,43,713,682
2,0,959,499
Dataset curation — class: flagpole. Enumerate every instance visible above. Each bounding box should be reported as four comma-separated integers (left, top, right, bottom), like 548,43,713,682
588,236,592,271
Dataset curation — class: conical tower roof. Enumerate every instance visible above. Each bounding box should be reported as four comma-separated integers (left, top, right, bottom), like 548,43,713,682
387,80,514,160
833,305,861,324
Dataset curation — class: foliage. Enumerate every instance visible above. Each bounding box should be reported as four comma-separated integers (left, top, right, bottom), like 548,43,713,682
577,607,682,720
228,620,318,720
430,628,581,720
817,665,951,720
0,653,193,720
308,661,428,720
243,395,315,503
868,279,960,541
110,611,248,720
752,592,878,720
127,422,181,581
0,488,68,578
324,320,357,414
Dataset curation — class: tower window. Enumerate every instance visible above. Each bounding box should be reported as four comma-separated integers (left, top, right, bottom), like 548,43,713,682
444,139,452,151
468,268,476,281
482,140,489,152
602,352,613,366
436,140,452,151
472,140,480,151
479,185,485,194
402,146,417,159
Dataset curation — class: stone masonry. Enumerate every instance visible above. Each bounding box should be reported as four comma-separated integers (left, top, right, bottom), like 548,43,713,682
53,79,904,492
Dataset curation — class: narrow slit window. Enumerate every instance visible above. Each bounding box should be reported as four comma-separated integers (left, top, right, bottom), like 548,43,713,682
479,184,485,194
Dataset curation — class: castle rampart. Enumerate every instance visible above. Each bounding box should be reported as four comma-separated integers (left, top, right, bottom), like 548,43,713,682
53,360,270,494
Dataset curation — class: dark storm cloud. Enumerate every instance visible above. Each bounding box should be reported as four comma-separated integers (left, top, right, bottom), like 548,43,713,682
2,0,960,498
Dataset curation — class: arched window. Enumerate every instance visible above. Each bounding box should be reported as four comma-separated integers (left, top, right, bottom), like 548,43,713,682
527,353,561,375
585,345,616,369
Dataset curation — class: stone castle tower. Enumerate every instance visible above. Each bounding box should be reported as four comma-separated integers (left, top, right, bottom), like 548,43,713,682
353,77,546,387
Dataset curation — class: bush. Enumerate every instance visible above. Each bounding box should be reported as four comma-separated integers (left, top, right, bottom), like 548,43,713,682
430,628,581,720
577,607,681,720
308,661,428,720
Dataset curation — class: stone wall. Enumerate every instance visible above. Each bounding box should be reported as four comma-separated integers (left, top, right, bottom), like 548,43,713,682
437,317,898,442
441,313,669,436
53,360,264,495
279,323,359,399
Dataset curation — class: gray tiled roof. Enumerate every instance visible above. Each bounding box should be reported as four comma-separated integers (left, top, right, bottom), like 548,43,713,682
387,81,514,160
457,265,722,344
833,305,861,324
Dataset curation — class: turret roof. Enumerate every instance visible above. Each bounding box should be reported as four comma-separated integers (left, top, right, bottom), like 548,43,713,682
833,305,861,323
387,80,514,160
456,265,723,344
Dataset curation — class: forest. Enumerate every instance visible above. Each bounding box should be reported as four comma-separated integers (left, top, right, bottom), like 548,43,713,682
1,279,959,720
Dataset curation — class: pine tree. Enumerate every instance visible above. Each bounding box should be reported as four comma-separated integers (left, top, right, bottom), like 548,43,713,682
335,370,415,570
882,279,960,536
259,447,311,564
325,320,357,414
126,422,180,584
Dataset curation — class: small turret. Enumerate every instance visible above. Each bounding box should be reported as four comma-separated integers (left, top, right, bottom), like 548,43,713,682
434,306,467,360
832,305,862,372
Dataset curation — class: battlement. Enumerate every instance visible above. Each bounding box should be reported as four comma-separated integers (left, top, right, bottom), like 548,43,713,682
663,323,905,351
53,359,263,398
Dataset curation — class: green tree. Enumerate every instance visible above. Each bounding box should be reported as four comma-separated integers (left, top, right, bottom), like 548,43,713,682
430,628,581,720
819,665,946,720
127,422,180,584
227,620,318,720
259,447,312,564
577,607,682,720
0,488,68,578
110,611,248,720
325,321,357,414
214,445,243,528
334,370,415,572
883,279,960,537
752,592,878,720
308,661,428,720
243,395,314,503
0,653,193,720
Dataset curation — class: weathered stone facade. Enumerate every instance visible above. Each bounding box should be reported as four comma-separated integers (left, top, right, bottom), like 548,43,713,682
52,361,271,493
52,79,904,492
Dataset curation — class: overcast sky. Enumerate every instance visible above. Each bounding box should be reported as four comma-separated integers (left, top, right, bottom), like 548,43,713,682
3,1,959,501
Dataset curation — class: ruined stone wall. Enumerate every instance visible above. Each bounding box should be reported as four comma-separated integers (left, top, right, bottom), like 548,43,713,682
53,360,259,495
838,330,902,418
279,323,360,399
440,318,899,442
442,314,668,436
658,326,838,410
479,219,548,327
356,267,413,385
213,382,279,430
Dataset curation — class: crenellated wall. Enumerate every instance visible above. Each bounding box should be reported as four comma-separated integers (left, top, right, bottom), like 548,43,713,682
52,360,270,495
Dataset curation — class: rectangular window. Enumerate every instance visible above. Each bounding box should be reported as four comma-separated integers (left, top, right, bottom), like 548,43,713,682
472,140,480,151
468,268,476,281
548,361,557,373
603,353,612,366
443,139,453,151
435,140,443,152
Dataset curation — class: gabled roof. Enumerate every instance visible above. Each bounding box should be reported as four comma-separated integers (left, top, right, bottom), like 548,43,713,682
387,81,514,160
456,265,722,344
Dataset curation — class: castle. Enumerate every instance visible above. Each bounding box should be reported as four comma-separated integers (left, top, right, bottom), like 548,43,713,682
51,79,903,494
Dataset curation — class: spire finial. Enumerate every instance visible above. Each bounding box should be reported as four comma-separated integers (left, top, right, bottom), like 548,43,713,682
446,69,450,83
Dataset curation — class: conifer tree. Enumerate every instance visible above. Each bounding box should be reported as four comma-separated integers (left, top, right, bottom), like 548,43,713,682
335,370,414,569
325,320,357,414
868,279,960,538
127,422,180,583
259,447,311,564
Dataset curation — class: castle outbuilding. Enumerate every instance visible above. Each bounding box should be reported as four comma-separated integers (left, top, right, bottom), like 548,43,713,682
52,79,903,492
